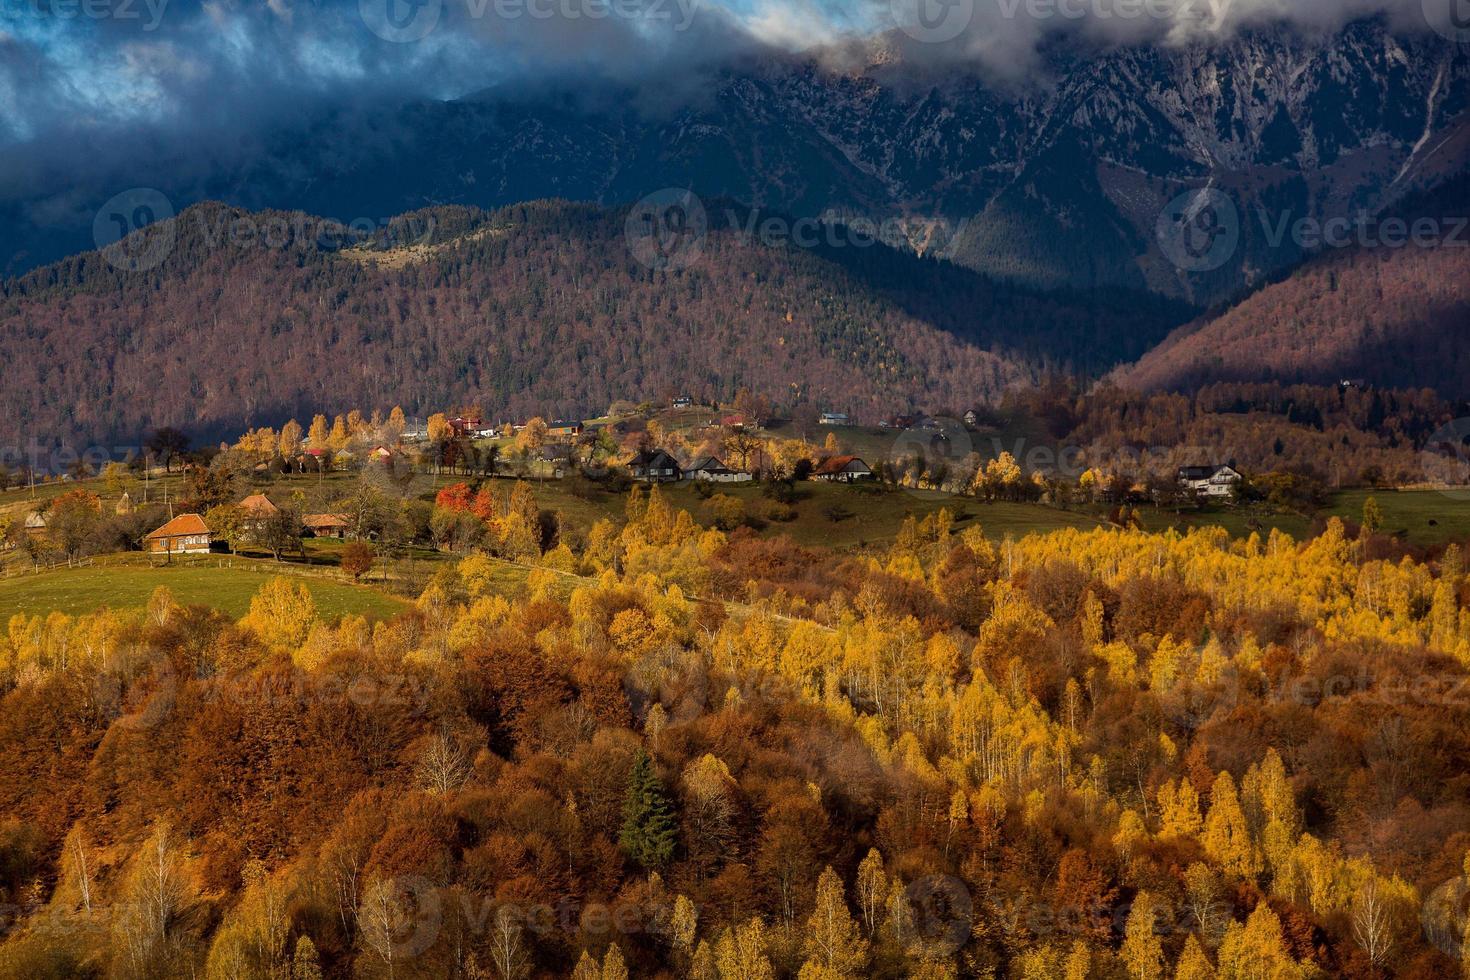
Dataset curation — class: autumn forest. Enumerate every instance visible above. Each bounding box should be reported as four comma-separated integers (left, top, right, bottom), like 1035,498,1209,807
3,476,1470,979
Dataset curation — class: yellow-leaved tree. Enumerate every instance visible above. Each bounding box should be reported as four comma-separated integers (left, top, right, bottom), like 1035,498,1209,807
802,866,869,978
1203,771,1261,881
1121,890,1165,980
241,577,317,652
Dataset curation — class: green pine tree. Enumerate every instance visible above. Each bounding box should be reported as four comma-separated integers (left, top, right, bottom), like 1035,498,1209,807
619,748,678,868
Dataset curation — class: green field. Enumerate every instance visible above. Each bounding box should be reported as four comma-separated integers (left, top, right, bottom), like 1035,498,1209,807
1326,489,1470,545
0,559,407,622
626,480,1105,549
1128,489,1470,546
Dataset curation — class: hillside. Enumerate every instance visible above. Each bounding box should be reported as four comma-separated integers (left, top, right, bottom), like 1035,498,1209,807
1112,241,1470,396
0,200,1189,451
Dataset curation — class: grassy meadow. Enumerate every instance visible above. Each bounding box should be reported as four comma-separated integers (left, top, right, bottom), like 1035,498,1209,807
0,556,407,622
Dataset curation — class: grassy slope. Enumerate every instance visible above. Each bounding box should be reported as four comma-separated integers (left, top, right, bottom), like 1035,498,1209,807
1326,489,1470,546
0,556,407,622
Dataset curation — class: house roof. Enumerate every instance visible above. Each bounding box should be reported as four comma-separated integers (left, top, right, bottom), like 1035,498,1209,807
24,512,46,529
239,493,279,516
146,513,211,539
1178,465,1239,480
303,513,351,529
629,449,680,468
813,455,869,475
690,456,736,474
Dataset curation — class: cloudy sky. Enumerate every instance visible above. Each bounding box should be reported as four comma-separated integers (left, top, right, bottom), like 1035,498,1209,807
0,0,1449,238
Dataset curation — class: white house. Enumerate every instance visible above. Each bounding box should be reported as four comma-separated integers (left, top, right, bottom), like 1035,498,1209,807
1177,465,1242,499
812,455,874,483
688,457,752,483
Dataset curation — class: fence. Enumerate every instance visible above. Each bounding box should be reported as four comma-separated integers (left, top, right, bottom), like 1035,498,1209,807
0,557,93,579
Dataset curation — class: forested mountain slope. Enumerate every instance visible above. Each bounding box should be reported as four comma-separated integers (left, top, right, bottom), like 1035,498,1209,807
1114,242,1470,397
0,201,1187,450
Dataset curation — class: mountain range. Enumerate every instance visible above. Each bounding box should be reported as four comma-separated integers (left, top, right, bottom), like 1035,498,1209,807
3,16,1469,451
6,17,1468,308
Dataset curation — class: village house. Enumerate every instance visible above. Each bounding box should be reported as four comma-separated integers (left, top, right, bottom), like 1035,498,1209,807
812,455,874,483
23,512,47,536
537,444,573,478
1177,464,1243,499
302,513,352,539
819,412,852,426
628,449,682,483
688,457,752,483
239,493,280,523
144,514,213,555
447,414,482,436
547,420,583,438
672,395,694,409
